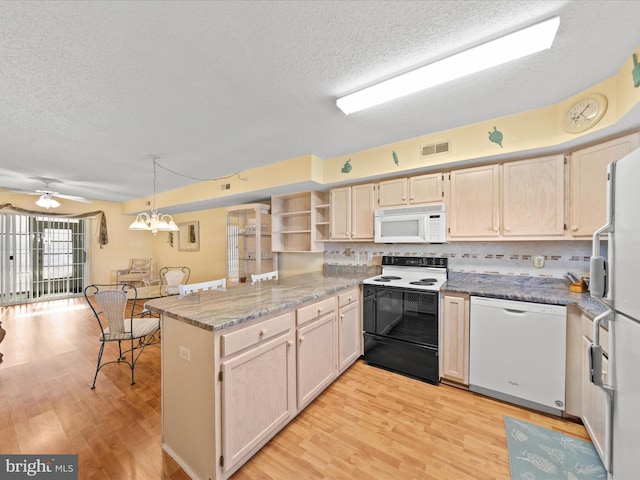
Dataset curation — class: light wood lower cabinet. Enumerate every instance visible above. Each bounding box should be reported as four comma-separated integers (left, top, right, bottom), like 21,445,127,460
440,292,470,386
220,327,295,474
161,288,362,480
296,309,337,409
338,288,361,372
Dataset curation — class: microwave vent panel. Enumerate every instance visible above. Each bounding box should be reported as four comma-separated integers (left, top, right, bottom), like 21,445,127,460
420,140,451,158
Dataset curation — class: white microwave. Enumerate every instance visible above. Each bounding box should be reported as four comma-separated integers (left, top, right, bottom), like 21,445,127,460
374,204,447,243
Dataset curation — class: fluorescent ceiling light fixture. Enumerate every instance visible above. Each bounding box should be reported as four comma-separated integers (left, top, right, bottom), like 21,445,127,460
336,16,560,115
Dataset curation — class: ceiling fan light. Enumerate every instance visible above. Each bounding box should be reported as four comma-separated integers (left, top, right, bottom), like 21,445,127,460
35,195,61,209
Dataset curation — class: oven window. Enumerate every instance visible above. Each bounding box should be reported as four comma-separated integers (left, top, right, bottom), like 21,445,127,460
372,288,438,347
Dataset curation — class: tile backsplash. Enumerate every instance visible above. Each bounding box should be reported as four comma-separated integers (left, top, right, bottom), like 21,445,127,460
324,241,594,279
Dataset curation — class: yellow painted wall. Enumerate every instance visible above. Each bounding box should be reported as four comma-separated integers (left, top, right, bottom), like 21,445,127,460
147,207,228,284
122,154,324,215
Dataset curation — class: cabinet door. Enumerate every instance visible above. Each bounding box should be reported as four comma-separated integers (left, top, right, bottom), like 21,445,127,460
570,134,638,237
297,313,337,409
409,173,442,204
502,155,565,236
378,178,408,207
338,300,360,372
220,333,295,474
330,186,351,240
440,294,469,385
448,164,500,238
582,336,608,466
350,183,375,240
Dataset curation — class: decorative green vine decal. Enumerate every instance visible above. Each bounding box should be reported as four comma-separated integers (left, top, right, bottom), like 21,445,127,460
488,126,503,148
341,159,352,173
633,53,640,87
392,150,399,166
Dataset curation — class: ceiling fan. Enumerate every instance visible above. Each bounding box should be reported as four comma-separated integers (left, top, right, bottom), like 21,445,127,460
3,177,92,209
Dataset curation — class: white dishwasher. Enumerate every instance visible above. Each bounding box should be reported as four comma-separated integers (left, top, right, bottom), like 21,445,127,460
469,296,567,416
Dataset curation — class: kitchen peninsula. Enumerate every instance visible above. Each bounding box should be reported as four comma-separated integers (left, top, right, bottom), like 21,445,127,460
144,272,365,480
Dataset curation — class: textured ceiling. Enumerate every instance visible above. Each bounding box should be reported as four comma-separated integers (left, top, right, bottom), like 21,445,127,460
1,0,640,207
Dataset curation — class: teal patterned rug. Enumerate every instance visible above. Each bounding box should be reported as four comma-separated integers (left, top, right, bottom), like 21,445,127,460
504,416,606,479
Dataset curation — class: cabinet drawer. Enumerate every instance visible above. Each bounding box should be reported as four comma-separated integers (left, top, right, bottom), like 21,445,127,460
297,297,336,326
221,312,293,357
338,288,359,308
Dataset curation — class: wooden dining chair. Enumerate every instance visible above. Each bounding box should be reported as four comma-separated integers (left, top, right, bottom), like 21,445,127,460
178,278,226,298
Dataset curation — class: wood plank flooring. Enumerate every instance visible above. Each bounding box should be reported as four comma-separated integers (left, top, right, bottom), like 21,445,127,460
0,298,590,479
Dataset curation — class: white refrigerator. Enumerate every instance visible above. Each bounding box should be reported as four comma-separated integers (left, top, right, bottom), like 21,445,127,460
590,147,640,478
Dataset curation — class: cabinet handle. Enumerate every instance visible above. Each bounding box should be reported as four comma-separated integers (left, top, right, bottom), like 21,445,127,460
299,336,305,343
504,226,511,232
317,308,322,314
402,197,406,201
287,340,293,347
259,329,267,336
348,296,352,302
409,196,413,200
571,225,578,232
493,227,499,232
340,314,344,320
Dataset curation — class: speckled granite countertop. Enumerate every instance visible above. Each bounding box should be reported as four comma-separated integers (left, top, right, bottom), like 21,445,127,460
144,270,607,332
442,272,607,319
144,272,367,331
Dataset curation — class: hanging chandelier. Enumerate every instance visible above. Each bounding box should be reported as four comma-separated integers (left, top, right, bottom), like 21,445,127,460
128,156,180,235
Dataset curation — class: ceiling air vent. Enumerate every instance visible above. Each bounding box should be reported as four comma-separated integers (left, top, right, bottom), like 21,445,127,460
420,140,451,158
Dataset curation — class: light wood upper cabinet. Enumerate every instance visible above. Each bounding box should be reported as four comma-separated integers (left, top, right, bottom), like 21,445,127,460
330,183,375,241
502,155,565,237
378,173,443,207
410,173,443,204
378,177,407,207
448,164,501,239
271,191,329,252
569,133,639,237
440,293,470,386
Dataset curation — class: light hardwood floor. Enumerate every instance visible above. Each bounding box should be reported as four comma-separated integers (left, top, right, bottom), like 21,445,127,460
0,297,590,479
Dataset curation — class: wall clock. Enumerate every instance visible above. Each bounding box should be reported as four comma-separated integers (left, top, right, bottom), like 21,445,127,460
562,94,608,133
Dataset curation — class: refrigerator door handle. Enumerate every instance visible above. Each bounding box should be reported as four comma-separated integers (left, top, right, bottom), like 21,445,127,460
589,309,614,396
590,162,615,299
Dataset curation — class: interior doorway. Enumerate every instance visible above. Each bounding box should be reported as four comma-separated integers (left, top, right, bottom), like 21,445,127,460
0,213,87,305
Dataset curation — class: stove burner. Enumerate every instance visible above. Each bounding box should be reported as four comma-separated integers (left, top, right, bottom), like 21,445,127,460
374,275,402,282
420,278,437,283
409,280,437,286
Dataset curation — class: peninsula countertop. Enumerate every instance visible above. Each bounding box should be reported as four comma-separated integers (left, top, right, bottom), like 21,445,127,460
144,272,367,331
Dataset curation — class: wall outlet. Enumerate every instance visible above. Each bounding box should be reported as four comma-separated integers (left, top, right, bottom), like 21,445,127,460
533,255,545,268
179,346,191,362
